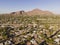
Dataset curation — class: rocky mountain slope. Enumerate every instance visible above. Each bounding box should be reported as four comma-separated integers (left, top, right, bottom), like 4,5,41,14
10,8,54,16
26,9,54,15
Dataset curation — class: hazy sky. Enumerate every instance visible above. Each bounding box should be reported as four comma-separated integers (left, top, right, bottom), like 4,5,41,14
0,0,60,14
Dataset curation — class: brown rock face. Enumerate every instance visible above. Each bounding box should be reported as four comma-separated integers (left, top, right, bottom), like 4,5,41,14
10,10,25,15
26,8,53,15
10,8,54,16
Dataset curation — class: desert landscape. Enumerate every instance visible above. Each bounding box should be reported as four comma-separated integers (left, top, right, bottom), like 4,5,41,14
0,0,60,45
0,9,60,45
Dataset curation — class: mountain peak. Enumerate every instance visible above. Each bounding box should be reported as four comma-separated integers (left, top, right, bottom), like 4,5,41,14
10,8,54,16
32,8,42,11
27,8,54,15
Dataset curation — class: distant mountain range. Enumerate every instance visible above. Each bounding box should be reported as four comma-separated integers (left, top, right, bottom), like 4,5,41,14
10,8,54,15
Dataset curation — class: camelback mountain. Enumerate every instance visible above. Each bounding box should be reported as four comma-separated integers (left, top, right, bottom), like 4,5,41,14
10,8,54,15
27,9,54,15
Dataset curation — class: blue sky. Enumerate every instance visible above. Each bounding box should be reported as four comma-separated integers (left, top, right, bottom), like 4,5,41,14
0,0,60,14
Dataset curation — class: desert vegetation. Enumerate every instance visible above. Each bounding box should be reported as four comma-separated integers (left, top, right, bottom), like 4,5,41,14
0,13,60,45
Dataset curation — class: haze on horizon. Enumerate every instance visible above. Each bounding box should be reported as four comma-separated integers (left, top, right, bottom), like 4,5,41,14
0,0,60,14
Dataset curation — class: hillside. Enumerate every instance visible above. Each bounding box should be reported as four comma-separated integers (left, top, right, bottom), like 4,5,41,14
0,9,60,45
10,8,54,16
26,9,54,15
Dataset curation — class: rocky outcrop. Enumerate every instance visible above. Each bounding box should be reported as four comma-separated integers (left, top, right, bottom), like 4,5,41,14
10,8,54,16
10,10,25,15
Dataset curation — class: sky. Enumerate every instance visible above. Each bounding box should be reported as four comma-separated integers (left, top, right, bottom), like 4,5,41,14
0,0,60,14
